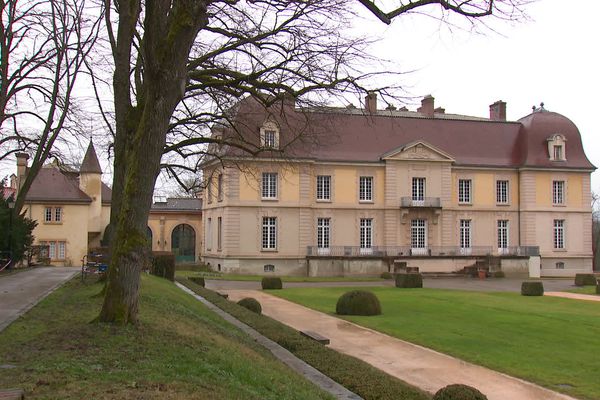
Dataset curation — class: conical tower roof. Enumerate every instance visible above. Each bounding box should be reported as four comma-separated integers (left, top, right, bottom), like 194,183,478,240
80,141,102,174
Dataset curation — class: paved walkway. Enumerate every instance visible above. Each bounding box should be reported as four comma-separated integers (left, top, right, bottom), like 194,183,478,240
545,291,600,302
224,289,577,400
0,267,78,332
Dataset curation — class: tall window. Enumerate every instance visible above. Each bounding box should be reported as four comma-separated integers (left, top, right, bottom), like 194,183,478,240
412,177,425,202
262,217,277,250
460,220,471,254
359,218,372,251
411,219,427,254
359,176,373,202
206,218,212,250
496,180,509,204
458,179,471,204
553,180,564,205
497,220,509,252
554,219,565,249
316,175,331,201
44,207,62,223
217,174,223,201
45,207,52,222
553,145,563,161
207,177,212,204
217,217,222,251
39,240,66,260
317,218,330,252
264,130,276,148
262,172,278,199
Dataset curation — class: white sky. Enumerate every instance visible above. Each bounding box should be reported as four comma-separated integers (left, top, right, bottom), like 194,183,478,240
2,0,598,195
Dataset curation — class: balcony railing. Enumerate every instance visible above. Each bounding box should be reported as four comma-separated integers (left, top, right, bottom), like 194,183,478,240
307,245,540,257
400,197,441,208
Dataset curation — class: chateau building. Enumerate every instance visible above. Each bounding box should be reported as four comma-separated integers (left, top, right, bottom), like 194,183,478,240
202,94,595,277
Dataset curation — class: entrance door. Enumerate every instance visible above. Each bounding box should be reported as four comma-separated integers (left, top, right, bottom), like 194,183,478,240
171,224,196,263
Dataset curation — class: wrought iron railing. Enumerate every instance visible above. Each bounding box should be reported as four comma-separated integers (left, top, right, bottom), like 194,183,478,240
400,197,441,208
306,245,540,257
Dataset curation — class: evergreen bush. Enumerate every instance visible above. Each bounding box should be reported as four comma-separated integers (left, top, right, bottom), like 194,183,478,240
237,297,262,314
336,290,382,316
261,277,282,290
380,271,394,279
492,271,505,278
433,384,488,400
574,274,597,287
150,252,175,281
521,281,544,296
395,273,423,288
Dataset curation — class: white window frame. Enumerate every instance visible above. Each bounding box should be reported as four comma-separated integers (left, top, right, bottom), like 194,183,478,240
412,177,425,205
458,179,472,204
459,219,471,255
317,218,330,254
552,180,565,205
497,220,509,254
411,219,427,255
553,145,563,161
264,130,276,148
39,240,66,261
496,180,509,204
44,207,52,223
359,218,372,254
359,176,373,202
262,217,277,250
261,172,278,200
316,175,331,201
553,219,565,249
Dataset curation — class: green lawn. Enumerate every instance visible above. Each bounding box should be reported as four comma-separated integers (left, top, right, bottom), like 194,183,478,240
176,270,386,282
273,287,600,400
566,286,599,295
0,275,331,400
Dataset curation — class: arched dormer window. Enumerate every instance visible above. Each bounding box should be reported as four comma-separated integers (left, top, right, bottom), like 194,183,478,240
547,134,566,161
260,120,279,149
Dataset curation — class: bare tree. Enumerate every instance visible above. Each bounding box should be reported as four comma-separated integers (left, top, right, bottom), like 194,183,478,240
592,192,600,271
0,0,100,213
99,0,529,324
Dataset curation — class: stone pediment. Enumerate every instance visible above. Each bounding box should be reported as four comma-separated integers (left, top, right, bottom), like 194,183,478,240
381,141,454,162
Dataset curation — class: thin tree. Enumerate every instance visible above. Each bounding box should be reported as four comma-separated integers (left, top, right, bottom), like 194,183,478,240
99,0,529,324
0,0,100,214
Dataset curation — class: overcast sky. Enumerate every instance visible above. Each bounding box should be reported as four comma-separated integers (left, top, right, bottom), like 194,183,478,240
2,0,598,196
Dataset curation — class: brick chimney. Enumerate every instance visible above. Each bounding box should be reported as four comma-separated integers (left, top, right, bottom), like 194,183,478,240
365,92,377,114
489,100,507,121
15,152,29,192
417,95,435,118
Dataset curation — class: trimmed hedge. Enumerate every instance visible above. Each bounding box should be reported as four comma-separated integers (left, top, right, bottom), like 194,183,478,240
177,277,428,400
521,281,544,296
492,271,505,278
261,277,283,290
336,290,382,316
150,252,175,281
237,297,262,314
189,276,206,287
395,273,423,288
380,272,394,280
433,384,488,400
574,274,598,287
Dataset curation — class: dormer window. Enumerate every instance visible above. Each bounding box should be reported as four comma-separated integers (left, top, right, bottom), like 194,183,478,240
547,134,566,161
260,121,279,149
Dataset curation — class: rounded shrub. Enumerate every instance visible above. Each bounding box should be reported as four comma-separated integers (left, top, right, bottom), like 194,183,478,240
521,281,544,296
574,273,598,287
380,271,394,280
189,276,205,287
492,270,505,278
433,384,488,400
395,273,423,288
261,277,282,290
237,297,262,314
336,290,381,316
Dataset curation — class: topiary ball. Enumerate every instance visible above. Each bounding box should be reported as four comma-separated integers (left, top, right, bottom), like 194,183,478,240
261,277,283,290
237,297,262,314
380,271,394,280
395,273,423,288
574,273,598,287
433,384,488,400
521,281,544,296
336,290,381,316
189,276,206,287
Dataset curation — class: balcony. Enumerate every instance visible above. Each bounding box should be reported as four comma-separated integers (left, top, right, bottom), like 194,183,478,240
306,246,540,258
400,197,441,208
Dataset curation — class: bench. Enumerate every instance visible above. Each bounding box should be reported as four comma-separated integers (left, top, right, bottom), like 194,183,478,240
300,330,330,345
0,389,24,400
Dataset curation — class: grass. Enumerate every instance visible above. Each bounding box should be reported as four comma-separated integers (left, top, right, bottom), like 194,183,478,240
176,270,385,282
0,275,332,400
566,286,599,295
273,286,600,400
177,277,430,400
